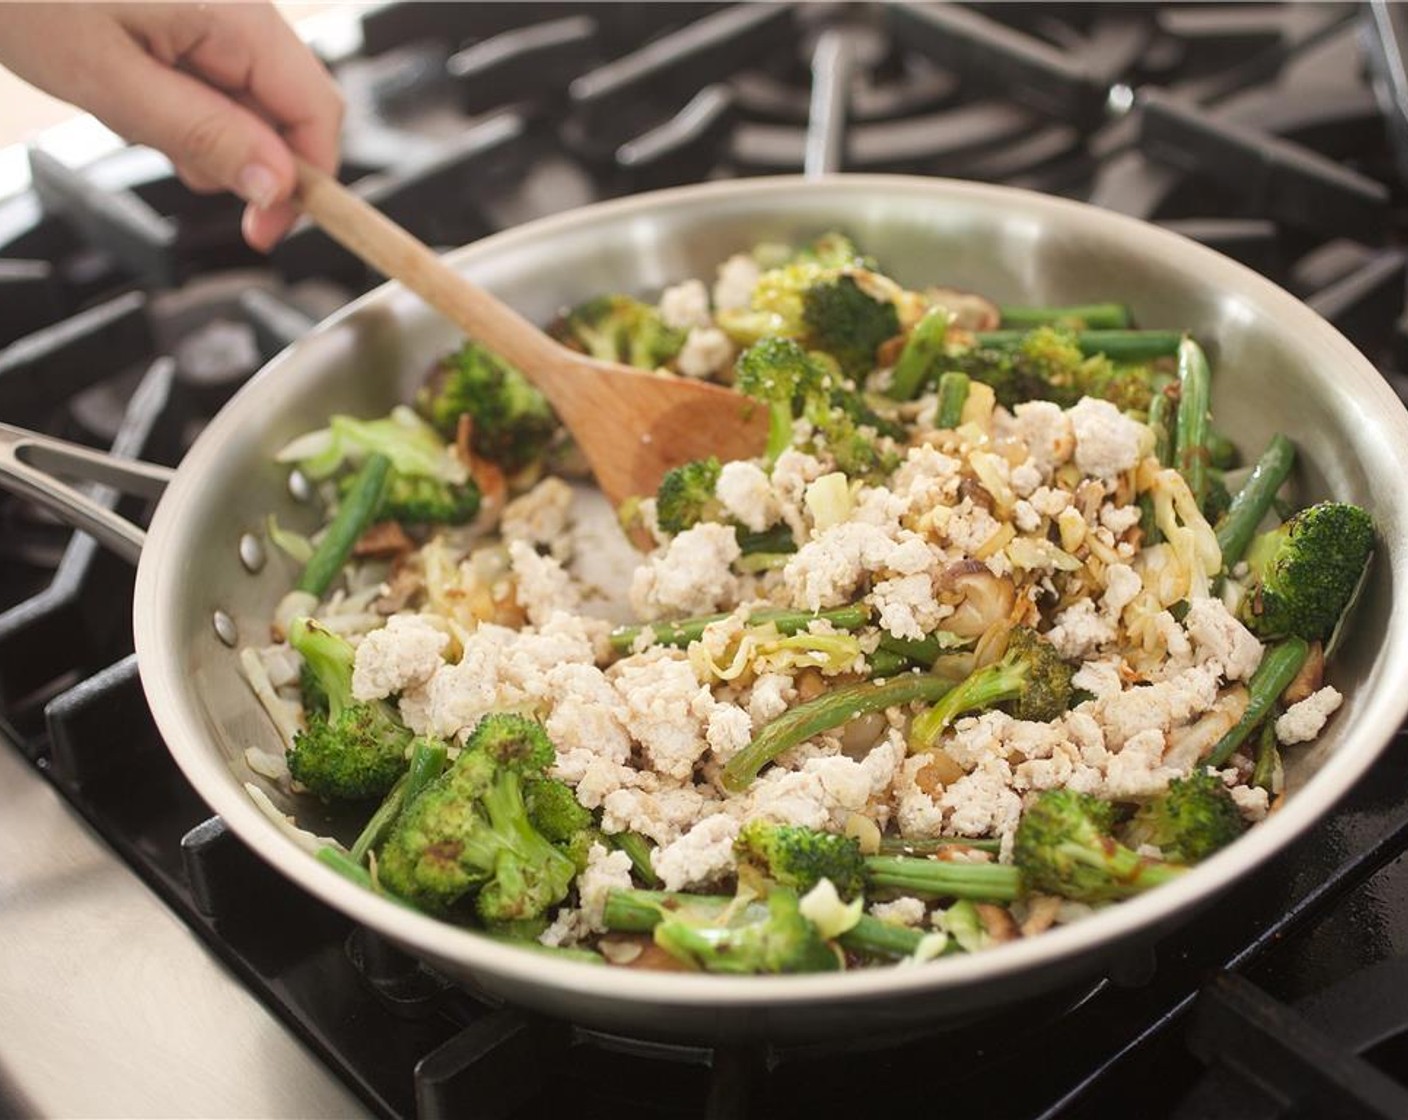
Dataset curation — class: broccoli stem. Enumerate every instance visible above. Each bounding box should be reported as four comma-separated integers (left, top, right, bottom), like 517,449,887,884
347,738,446,864
720,673,955,793
886,306,949,400
974,329,1182,362
1206,638,1309,767
296,453,391,596
609,604,869,654
350,775,408,865
1216,433,1296,570
997,303,1131,330
935,371,970,428
609,831,661,887
908,659,1025,750
863,855,1022,901
1252,717,1280,793
1173,338,1212,506
878,835,1001,855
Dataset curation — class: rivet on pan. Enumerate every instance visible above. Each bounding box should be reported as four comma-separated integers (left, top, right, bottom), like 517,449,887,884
238,532,266,573
288,469,313,502
213,610,239,647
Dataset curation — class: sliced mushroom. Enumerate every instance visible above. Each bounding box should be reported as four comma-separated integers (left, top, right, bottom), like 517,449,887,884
925,286,1001,332
1282,641,1325,706
940,560,1016,638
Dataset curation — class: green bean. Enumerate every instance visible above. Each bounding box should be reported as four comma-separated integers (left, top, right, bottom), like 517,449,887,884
349,738,449,863
1206,638,1309,767
602,889,729,933
736,524,797,556
1252,717,1280,793
295,452,391,596
998,302,1131,330
316,845,377,890
866,648,912,678
1216,433,1296,570
862,856,1022,902
609,831,661,887
973,329,1183,362
603,891,943,963
935,371,970,428
1173,337,1212,506
609,604,869,653
721,673,955,792
837,914,926,959
887,305,949,400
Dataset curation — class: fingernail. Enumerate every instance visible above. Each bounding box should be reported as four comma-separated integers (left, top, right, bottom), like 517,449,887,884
236,163,280,208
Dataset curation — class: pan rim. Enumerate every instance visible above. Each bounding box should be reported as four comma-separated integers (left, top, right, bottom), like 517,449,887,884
134,172,1408,1008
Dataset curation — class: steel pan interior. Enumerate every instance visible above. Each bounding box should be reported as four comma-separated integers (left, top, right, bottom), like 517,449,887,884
132,176,1408,1041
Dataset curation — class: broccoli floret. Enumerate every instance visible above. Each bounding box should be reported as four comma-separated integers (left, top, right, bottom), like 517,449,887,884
523,777,593,845
380,472,481,525
282,405,484,530
734,337,895,475
418,342,557,474
722,261,899,379
1014,789,1186,903
286,617,412,801
650,886,840,975
791,231,873,270
800,274,901,378
951,327,1157,412
338,469,481,526
1123,772,1245,863
1202,472,1232,526
1078,361,1158,414
1237,502,1374,641
735,820,866,897
909,627,1074,749
734,336,832,461
376,714,576,921
553,294,686,370
655,456,723,534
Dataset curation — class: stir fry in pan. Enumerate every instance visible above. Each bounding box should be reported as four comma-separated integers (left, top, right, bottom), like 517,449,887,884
241,233,1373,972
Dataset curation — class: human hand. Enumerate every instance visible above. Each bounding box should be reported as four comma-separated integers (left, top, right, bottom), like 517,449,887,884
0,2,343,252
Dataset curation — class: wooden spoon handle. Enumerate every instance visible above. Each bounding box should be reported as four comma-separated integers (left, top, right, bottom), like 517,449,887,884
291,158,561,376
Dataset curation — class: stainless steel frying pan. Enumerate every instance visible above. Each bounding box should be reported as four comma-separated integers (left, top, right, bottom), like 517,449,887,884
3,175,1407,1043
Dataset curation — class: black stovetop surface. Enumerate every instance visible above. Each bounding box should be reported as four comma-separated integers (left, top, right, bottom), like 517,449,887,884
3,3,1408,1116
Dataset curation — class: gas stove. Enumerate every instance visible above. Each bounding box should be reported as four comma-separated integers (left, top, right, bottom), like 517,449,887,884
3,3,1408,1117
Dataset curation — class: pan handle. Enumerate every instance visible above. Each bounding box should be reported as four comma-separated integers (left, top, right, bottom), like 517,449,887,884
0,422,175,565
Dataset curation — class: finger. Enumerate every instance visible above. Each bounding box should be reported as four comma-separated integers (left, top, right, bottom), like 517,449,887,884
80,29,298,210
242,200,299,254
159,4,344,175
173,162,223,195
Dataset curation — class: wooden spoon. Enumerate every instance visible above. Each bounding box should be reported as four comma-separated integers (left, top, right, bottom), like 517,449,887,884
291,159,767,507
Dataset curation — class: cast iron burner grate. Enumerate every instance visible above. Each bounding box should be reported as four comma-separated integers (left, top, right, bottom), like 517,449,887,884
4,2,1408,1117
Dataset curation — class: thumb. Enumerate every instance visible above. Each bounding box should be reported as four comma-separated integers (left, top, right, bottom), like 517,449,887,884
98,39,297,208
